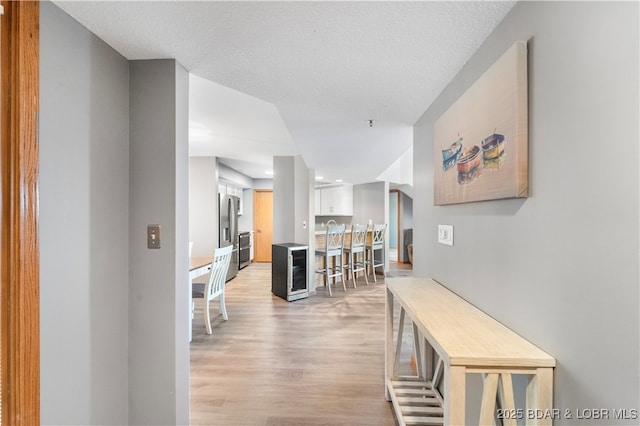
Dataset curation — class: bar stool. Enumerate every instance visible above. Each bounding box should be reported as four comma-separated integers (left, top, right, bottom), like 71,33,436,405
315,224,346,296
365,224,387,283
343,224,369,288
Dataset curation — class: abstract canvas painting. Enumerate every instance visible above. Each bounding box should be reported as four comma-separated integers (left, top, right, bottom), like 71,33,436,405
434,41,528,205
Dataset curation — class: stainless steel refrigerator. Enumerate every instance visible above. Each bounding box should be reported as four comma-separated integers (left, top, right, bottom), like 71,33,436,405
219,193,239,282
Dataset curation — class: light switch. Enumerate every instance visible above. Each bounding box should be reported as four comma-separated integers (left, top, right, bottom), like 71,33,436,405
148,224,161,249
438,225,454,246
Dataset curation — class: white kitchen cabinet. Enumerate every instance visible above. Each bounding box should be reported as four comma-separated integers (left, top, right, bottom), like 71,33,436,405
316,184,353,216
220,183,242,198
220,183,244,215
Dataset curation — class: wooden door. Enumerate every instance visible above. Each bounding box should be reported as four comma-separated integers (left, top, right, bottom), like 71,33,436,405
253,190,273,262
1,2,40,424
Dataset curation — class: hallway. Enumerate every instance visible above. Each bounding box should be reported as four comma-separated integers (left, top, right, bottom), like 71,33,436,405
190,262,412,425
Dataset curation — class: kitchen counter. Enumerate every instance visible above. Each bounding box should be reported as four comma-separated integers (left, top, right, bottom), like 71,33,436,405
315,228,352,235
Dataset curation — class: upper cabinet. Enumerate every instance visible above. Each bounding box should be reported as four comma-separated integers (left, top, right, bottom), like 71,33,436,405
316,184,353,216
224,184,242,198
220,183,244,215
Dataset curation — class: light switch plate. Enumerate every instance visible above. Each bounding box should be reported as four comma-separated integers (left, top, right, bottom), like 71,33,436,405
148,224,161,249
438,225,454,246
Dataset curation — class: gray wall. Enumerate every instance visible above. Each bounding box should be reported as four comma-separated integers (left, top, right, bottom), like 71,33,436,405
40,3,130,424
389,192,398,247
238,180,273,246
294,155,313,246
273,156,314,290
273,155,312,246
219,162,253,188
397,191,413,263
273,156,296,244
353,181,389,226
129,59,190,425
238,187,254,233
353,181,390,270
252,178,274,190
189,157,219,257
413,1,639,423
42,6,191,423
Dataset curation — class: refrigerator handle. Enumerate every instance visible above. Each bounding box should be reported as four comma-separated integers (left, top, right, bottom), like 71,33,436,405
227,198,233,243
229,198,236,245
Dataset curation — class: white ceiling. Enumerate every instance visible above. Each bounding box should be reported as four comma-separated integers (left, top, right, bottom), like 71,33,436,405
53,1,515,185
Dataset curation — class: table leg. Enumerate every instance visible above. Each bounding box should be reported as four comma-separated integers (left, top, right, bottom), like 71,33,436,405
385,287,394,401
444,365,466,425
394,308,405,377
479,373,499,425
423,337,434,383
498,373,517,426
412,323,424,379
526,368,554,426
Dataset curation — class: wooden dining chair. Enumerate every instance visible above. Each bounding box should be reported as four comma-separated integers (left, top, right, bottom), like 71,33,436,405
192,244,233,334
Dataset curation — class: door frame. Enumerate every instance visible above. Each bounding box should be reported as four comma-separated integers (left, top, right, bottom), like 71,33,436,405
1,1,40,424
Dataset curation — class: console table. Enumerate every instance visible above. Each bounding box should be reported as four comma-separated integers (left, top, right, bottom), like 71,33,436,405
385,278,555,426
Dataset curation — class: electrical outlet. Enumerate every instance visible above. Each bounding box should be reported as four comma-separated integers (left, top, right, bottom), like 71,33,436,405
438,225,453,246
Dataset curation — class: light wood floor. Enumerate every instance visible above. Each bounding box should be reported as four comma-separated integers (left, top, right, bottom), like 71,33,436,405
190,261,413,425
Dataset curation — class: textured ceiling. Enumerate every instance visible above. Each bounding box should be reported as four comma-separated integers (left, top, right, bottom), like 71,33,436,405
53,1,515,185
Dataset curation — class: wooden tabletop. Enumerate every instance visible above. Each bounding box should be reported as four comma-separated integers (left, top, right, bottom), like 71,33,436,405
387,278,556,368
189,257,212,271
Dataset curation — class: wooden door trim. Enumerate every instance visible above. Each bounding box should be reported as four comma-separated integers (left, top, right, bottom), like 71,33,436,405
1,1,40,424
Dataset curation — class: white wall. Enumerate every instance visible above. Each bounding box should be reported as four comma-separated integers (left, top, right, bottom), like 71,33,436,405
413,1,639,421
129,59,190,425
40,3,130,424
189,157,219,257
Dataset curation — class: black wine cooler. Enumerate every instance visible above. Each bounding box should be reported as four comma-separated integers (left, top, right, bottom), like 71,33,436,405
272,243,309,301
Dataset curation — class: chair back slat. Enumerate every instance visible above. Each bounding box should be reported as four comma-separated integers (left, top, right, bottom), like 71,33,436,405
369,224,386,249
349,224,368,252
325,224,346,250
207,245,233,300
